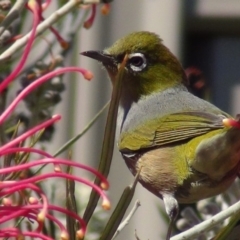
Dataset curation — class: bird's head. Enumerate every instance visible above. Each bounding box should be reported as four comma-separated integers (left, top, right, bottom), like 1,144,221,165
81,31,187,105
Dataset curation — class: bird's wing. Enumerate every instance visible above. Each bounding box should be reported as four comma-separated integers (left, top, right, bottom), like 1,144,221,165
119,111,228,152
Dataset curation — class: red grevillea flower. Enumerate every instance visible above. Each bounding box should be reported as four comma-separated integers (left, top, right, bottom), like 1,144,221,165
0,155,110,239
101,4,111,15
0,1,110,239
83,3,111,29
84,4,97,29
26,0,69,49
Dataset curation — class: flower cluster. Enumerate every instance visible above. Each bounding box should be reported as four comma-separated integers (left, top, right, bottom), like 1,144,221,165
0,150,110,239
0,0,111,239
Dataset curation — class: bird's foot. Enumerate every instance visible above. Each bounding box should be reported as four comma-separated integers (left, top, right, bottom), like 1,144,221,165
162,193,179,240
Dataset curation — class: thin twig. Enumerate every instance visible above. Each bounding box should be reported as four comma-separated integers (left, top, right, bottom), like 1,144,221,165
171,200,240,240
0,0,28,37
22,8,90,73
135,229,141,240
0,0,82,61
99,168,140,240
54,100,110,157
112,200,141,240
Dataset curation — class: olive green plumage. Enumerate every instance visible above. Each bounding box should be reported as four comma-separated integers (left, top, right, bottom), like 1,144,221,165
104,32,188,108
81,31,240,240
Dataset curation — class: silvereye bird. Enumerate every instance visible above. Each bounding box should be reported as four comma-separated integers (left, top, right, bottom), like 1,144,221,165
81,31,240,239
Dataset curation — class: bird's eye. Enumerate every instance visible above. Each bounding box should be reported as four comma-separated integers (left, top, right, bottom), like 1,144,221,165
128,53,147,72
130,56,143,66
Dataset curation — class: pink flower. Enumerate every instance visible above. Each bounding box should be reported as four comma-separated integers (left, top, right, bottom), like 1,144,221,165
0,1,110,239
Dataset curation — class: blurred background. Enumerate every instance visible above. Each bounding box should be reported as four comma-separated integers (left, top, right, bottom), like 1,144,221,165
53,0,240,239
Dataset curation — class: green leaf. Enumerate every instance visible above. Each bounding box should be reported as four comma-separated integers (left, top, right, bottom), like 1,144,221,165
100,172,139,240
66,165,79,240
83,55,127,225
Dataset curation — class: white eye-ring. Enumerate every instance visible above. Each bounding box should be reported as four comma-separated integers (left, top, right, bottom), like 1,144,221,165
128,53,147,72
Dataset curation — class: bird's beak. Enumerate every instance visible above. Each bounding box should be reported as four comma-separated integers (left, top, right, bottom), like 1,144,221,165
80,50,117,67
